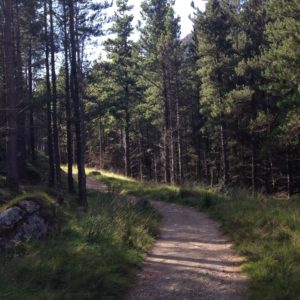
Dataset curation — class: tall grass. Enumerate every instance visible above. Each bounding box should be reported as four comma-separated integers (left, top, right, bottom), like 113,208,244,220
0,190,159,300
91,171,300,300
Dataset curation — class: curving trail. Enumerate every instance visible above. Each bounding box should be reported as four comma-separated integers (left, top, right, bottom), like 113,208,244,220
126,201,247,300
86,177,247,300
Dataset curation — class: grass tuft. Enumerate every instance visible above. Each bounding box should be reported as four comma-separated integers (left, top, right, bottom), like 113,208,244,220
0,189,159,300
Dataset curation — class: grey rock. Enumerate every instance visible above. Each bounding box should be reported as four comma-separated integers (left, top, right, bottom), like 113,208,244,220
14,214,48,243
19,200,40,214
0,207,25,231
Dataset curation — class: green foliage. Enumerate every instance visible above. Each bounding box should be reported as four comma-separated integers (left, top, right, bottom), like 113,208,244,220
262,0,300,146
0,190,159,300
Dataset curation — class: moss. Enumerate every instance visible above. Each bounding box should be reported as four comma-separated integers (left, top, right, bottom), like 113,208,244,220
0,192,57,213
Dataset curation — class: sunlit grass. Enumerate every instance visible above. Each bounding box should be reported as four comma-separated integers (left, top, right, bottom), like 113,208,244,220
0,190,159,300
91,171,300,300
1,164,159,300
61,165,137,182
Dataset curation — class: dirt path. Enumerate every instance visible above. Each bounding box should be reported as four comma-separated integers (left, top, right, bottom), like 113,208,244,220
86,176,108,192
126,202,247,300
86,177,247,299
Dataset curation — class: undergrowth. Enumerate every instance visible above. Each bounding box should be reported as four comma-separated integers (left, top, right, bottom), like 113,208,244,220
0,164,159,300
90,171,300,300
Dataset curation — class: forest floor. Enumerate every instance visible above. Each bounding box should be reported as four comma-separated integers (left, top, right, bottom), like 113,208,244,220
86,174,247,300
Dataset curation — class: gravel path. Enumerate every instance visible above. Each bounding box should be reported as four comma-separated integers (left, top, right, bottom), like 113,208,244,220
126,201,247,300
86,177,247,299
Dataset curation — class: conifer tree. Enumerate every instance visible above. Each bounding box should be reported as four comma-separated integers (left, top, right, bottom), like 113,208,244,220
104,0,135,177
196,0,236,189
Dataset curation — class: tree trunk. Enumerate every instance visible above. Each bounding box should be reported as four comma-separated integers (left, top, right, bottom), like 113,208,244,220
15,3,26,178
49,0,61,185
68,0,87,206
4,0,19,190
124,82,131,177
175,69,182,184
28,41,36,161
286,146,292,198
162,66,171,184
44,0,55,187
63,0,74,193
220,119,229,189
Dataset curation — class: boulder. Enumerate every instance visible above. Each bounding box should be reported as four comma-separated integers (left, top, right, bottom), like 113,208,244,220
0,207,25,231
14,214,48,242
19,200,40,214
0,199,53,251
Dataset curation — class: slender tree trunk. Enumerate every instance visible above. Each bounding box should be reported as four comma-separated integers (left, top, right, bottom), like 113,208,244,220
99,122,103,169
175,69,182,184
286,146,292,198
68,0,87,206
63,0,74,192
169,102,175,185
220,119,229,189
124,82,131,177
139,135,143,181
4,0,18,190
44,0,55,187
162,66,171,183
15,3,26,178
49,0,61,185
250,91,258,196
28,41,36,161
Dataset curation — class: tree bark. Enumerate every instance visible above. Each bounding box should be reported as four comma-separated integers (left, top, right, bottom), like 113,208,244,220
124,81,131,177
162,65,171,184
49,0,61,185
15,3,26,178
63,0,74,193
28,40,36,161
68,0,87,206
44,0,55,187
4,0,19,190
220,119,229,189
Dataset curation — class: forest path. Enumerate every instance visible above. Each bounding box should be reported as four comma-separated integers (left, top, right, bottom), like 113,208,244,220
86,177,247,300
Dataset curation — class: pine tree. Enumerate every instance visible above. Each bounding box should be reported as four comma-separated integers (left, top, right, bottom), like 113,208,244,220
104,0,135,177
196,0,237,189
262,0,300,196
